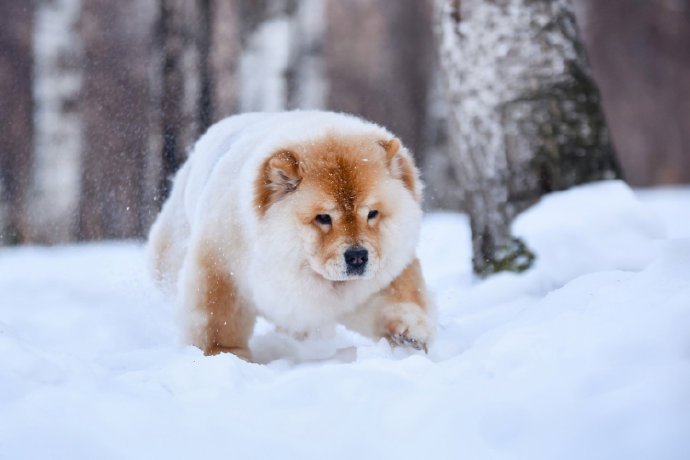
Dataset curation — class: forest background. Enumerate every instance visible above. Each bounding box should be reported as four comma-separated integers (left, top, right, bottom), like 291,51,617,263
1,0,688,245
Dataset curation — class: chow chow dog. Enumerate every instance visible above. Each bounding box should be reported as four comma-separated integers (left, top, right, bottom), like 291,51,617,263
147,111,434,360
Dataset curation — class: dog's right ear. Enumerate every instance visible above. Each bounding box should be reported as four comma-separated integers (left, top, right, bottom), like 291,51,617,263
255,150,302,214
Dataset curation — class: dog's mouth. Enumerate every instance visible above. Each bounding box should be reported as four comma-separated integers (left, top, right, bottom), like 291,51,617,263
317,269,374,283
304,246,380,283
306,261,377,283
342,271,374,281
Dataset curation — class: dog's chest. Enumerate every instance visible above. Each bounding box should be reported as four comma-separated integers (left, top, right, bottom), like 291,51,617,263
249,272,373,335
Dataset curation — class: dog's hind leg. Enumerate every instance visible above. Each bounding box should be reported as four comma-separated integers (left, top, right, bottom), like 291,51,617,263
180,240,256,360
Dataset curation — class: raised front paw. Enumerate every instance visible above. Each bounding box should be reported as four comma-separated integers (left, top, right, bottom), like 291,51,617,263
382,302,435,353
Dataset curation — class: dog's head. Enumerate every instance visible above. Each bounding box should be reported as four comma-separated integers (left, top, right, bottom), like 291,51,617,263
255,133,422,282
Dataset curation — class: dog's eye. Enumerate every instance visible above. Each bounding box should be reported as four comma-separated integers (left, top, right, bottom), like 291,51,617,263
367,210,379,220
315,214,332,225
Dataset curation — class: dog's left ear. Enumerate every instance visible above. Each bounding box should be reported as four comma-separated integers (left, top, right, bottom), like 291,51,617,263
255,150,302,214
378,138,421,200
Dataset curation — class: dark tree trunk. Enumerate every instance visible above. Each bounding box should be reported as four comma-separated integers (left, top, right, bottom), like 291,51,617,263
580,0,690,186
78,0,155,240
420,64,463,211
0,1,33,244
157,0,209,201
436,0,622,276
325,0,434,158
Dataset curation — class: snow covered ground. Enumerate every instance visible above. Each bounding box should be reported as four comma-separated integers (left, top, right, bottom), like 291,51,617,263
1,180,689,459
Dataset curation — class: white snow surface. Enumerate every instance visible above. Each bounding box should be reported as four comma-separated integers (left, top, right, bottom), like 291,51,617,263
1,180,689,459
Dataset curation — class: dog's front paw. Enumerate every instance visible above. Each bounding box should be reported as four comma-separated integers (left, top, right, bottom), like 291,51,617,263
382,302,434,353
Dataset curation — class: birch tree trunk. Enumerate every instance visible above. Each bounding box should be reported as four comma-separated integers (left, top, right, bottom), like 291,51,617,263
237,0,298,112
29,0,83,244
285,0,326,109
436,0,622,276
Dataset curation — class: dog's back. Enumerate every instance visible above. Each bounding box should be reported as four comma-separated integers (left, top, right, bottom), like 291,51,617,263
147,113,266,292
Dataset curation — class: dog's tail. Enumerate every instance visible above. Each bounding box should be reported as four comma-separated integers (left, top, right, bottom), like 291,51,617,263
146,162,192,293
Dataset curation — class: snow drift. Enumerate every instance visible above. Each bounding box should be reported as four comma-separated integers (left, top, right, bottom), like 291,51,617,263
1,181,688,459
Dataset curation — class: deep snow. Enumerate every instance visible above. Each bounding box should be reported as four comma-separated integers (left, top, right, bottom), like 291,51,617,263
1,181,689,459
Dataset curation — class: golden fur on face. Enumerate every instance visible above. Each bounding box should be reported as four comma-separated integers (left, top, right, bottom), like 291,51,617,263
255,133,418,281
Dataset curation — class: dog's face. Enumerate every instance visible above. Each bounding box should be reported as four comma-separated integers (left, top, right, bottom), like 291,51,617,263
255,133,422,282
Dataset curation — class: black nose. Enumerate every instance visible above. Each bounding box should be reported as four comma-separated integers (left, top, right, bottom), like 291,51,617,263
344,247,368,275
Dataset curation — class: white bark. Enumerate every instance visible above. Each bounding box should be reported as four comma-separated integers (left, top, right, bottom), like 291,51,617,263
239,15,293,111
238,0,326,112
436,0,620,275
29,0,83,243
438,0,583,199
287,0,326,109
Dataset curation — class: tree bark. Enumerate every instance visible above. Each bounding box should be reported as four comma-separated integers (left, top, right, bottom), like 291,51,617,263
78,0,156,240
420,64,463,211
284,0,326,109
436,0,622,276
0,1,33,244
209,0,242,120
236,0,299,112
156,0,208,202
325,0,434,158
580,0,690,186
28,0,84,244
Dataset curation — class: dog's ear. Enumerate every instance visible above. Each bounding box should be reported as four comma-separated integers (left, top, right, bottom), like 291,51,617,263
267,150,301,192
255,150,302,214
378,138,421,201
378,138,401,165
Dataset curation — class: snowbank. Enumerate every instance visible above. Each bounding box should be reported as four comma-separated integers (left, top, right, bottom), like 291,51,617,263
1,181,688,459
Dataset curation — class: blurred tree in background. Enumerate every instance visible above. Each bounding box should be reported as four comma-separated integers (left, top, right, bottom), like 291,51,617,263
582,0,690,186
79,0,155,240
0,0,688,253
0,1,33,244
436,0,621,275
